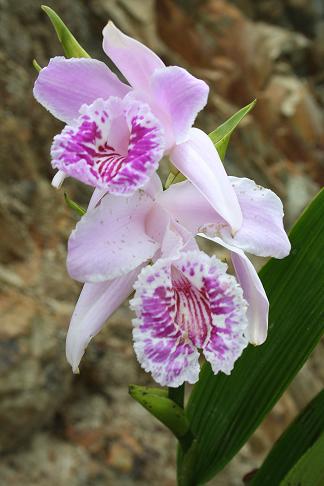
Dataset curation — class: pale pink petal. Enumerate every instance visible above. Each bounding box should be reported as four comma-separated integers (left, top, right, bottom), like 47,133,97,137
143,172,163,199
66,268,140,372
150,66,209,144
158,180,218,233
102,22,165,90
51,97,165,195
170,128,242,232
201,235,269,345
67,190,158,282
130,259,200,387
223,177,291,258
33,57,130,124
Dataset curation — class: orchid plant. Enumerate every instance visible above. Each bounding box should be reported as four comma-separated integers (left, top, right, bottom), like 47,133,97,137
33,7,324,486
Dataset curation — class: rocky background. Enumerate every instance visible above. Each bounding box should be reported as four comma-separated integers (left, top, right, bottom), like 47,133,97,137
0,0,323,484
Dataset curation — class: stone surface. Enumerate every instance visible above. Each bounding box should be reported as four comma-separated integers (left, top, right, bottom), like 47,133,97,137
0,0,322,484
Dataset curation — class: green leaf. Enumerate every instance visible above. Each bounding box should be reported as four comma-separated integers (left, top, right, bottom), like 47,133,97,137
251,390,324,485
209,99,256,160
178,188,324,485
129,385,190,440
41,5,90,58
32,59,42,72
64,193,86,216
281,432,324,486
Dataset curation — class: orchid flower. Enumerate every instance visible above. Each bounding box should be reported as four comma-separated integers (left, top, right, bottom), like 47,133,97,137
33,22,242,232
158,177,291,345
130,251,248,387
65,171,250,377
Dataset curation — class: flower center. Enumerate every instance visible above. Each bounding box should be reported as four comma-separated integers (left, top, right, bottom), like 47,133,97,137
171,265,211,348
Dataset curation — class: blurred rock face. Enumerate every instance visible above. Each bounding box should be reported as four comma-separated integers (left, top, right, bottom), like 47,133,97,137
0,0,322,484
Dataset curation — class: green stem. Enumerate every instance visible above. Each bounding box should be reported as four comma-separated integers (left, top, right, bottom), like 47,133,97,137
168,383,185,408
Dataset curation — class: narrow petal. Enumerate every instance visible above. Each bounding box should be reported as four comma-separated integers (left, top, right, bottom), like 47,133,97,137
51,97,165,195
33,57,130,124
66,268,140,372
102,22,165,90
130,260,200,387
67,190,158,282
201,235,269,345
170,128,242,232
150,66,209,144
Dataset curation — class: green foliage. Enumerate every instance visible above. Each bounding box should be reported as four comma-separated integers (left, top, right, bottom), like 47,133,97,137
177,188,324,485
41,5,90,58
209,99,256,160
281,432,324,486
64,193,86,216
129,385,190,440
251,390,324,485
32,59,42,72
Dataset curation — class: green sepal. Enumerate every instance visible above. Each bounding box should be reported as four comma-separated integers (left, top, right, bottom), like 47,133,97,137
41,5,90,58
129,384,190,440
64,193,86,216
33,59,42,72
209,99,256,160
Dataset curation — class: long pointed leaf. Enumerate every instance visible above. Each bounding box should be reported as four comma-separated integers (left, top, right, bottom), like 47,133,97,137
280,432,324,486
41,5,90,58
209,99,256,160
178,188,324,485
251,390,324,485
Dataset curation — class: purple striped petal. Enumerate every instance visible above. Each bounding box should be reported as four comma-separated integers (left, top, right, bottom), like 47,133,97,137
130,251,248,387
102,22,165,90
66,267,141,372
33,57,130,124
67,189,158,283
51,97,165,195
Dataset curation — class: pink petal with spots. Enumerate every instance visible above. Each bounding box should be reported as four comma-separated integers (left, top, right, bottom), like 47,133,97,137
150,66,209,144
170,128,242,233
102,22,165,90
67,189,158,283
33,57,130,124
130,251,248,387
51,97,165,195
66,267,141,372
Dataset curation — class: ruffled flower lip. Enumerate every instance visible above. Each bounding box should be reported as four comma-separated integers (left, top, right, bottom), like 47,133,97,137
130,251,248,387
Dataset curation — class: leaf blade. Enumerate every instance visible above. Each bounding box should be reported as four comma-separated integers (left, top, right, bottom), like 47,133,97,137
209,99,256,160
251,390,324,485
41,5,90,58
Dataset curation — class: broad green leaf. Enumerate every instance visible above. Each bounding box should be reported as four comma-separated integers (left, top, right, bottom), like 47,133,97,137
209,99,256,160
64,193,86,216
177,188,324,485
281,432,324,486
251,390,324,485
129,385,190,440
41,5,90,58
